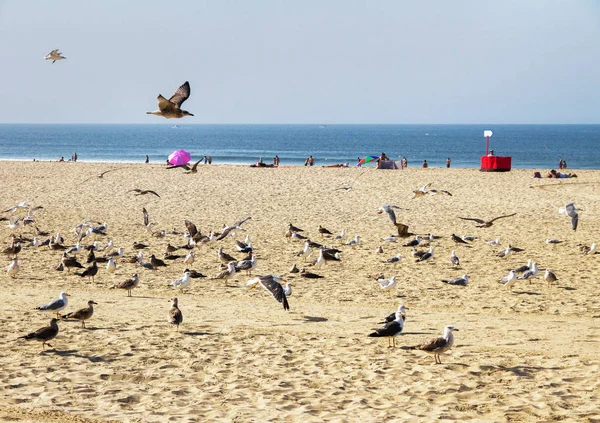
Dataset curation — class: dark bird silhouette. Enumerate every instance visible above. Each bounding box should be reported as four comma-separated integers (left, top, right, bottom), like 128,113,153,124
128,189,160,198
18,318,59,350
458,213,517,228
451,234,469,244
76,261,98,283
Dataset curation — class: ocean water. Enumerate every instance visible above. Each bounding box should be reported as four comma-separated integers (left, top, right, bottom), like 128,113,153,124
0,124,599,169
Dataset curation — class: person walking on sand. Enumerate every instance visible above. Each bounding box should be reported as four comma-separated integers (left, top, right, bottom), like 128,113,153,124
446,157,451,168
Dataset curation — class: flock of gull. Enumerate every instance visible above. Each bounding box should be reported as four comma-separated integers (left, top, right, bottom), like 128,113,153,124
3,171,593,366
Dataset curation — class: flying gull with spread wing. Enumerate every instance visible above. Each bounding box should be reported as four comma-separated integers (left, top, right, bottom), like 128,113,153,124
246,275,291,311
458,213,517,228
558,202,581,231
146,81,194,119
44,49,66,63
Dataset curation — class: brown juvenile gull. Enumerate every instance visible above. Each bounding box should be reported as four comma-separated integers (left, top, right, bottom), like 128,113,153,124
246,275,291,311
544,269,558,286
369,305,407,348
168,298,183,330
128,189,161,198
75,261,98,283
185,160,202,174
113,273,139,297
61,252,84,272
18,318,59,350
61,300,97,328
44,49,66,63
36,292,70,318
458,213,517,228
146,81,194,119
403,325,459,364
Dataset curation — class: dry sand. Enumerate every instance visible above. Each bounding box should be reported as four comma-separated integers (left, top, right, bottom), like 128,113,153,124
0,161,599,422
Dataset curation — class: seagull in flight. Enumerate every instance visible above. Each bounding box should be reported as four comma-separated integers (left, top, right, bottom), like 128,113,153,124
81,168,124,184
146,81,194,119
333,171,365,192
458,213,517,228
128,189,160,198
246,275,291,311
44,49,66,63
558,202,581,231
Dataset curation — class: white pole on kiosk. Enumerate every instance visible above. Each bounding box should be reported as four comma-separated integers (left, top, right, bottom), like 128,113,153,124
484,130,493,155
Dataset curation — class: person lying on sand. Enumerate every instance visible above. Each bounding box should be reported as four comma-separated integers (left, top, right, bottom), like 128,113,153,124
322,162,349,168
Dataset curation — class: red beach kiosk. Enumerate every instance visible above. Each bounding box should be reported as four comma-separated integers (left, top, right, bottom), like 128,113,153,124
480,130,511,172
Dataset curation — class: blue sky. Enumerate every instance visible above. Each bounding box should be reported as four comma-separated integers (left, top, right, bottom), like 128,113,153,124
1,1,598,124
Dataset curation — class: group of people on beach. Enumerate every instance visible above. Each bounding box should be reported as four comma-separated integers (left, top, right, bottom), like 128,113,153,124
58,152,78,162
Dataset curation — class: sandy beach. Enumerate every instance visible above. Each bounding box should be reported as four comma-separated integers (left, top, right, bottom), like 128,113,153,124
0,161,599,422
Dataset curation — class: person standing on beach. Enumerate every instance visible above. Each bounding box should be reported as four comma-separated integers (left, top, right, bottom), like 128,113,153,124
73,152,78,162
446,157,451,168
308,155,314,166
273,155,280,166
208,156,212,164
402,157,408,168
422,160,428,168
145,155,149,163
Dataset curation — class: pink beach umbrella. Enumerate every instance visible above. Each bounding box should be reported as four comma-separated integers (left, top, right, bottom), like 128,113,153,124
168,150,191,166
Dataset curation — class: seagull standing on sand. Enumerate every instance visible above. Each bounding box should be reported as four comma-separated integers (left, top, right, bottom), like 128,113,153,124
168,298,183,330
403,325,459,364
449,250,460,267
36,292,70,318
377,275,397,290
170,270,192,291
18,318,59,350
44,49,66,63
368,305,407,348
416,247,434,262
518,262,538,280
499,270,517,290
113,273,139,297
146,81,194,119
544,269,558,286
61,300,97,328
6,256,20,278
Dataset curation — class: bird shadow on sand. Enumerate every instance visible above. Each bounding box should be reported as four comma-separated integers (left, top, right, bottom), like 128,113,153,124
513,290,542,295
558,286,577,291
479,364,562,378
42,349,116,363
183,331,215,337
300,315,328,323
401,331,432,336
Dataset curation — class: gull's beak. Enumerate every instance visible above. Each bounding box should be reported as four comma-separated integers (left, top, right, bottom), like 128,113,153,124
66,294,71,297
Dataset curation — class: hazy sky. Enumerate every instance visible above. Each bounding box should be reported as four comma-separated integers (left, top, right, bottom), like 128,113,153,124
1,1,598,124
